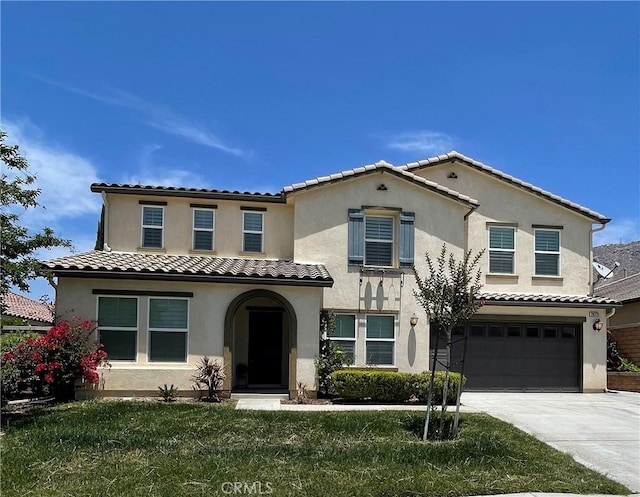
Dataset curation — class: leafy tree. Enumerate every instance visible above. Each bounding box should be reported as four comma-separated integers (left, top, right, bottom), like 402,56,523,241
413,244,484,440
0,130,71,304
94,205,104,250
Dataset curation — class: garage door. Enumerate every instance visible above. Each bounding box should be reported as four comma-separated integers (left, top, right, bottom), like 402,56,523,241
448,322,581,391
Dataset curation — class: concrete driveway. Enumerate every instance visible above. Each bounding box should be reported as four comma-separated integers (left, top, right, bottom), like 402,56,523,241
460,391,640,493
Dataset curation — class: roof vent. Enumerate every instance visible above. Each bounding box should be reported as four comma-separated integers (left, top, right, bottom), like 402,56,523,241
447,172,458,179
377,184,388,191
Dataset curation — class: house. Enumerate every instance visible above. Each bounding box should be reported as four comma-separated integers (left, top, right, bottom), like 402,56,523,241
44,151,619,397
1,291,54,329
596,272,640,364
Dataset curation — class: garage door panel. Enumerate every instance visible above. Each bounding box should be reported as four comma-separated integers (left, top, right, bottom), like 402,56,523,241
450,321,580,391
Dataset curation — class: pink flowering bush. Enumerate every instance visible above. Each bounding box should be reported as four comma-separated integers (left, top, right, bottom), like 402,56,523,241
1,318,108,402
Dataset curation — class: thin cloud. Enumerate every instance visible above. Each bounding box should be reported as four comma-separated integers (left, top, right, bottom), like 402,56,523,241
594,218,640,246
386,131,454,155
121,168,208,189
32,75,244,157
2,119,102,227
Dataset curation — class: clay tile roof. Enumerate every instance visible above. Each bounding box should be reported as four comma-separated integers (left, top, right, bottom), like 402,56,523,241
282,161,479,207
43,251,334,287
90,183,285,203
594,273,640,303
2,291,54,324
397,151,610,223
480,292,620,307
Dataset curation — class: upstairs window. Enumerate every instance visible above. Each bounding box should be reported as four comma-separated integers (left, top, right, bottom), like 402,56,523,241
97,296,138,361
243,211,264,253
142,206,163,248
365,216,394,266
348,209,414,268
535,229,560,276
193,209,215,251
488,226,515,274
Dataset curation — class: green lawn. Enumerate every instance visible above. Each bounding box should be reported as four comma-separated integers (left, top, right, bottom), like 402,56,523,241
0,401,629,497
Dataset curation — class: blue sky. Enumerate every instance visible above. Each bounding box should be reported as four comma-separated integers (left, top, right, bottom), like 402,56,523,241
2,1,639,302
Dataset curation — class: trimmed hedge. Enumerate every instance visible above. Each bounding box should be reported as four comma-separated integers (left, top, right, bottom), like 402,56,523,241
332,369,466,405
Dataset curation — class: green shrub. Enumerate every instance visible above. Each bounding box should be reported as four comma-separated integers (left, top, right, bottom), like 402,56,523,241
412,370,466,405
1,319,107,402
158,384,178,402
0,332,41,354
332,369,466,404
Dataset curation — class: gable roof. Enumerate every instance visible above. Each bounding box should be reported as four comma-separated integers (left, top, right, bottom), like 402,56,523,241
396,151,610,223
594,273,640,303
44,251,334,287
91,183,285,203
283,160,479,208
2,291,54,324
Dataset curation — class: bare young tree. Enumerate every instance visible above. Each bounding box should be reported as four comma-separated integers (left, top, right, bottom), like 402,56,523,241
413,244,484,440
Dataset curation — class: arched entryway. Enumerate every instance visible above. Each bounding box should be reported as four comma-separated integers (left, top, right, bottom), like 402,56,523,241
223,289,297,395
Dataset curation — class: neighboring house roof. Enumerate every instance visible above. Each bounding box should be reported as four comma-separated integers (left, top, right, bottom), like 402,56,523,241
594,240,640,285
91,183,285,203
480,292,620,308
594,273,640,304
283,160,479,208
396,151,610,223
2,291,54,324
44,251,334,287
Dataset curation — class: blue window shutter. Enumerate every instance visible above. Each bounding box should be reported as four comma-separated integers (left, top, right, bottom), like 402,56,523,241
399,211,415,267
348,209,364,264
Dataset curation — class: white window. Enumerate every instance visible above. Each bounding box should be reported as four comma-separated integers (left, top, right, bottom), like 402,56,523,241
365,216,394,267
193,208,215,251
148,298,188,362
142,206,163,248
365,315,395,366
243,211,264,253
97,296,138,361
488,226,515,274
329,314,356,363
535,229,560,276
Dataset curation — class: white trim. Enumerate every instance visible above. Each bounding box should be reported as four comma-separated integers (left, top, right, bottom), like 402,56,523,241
364,314,396,366
96,295,139,363
192,207,215,251
141,205,164,249
147,296,189,363
242,211,264,253
534,228,561,277
487,225,516,275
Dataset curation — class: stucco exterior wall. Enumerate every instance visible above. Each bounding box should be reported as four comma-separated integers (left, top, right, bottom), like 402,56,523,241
412,162,595,295
105,194,294,260
291,171,470,373
56,277,322,395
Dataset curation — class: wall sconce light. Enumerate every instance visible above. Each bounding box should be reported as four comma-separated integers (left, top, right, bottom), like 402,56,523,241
592,318,604,332
409,313,419,327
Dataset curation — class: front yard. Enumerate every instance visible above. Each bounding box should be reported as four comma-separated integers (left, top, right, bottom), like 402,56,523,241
0,401,629,497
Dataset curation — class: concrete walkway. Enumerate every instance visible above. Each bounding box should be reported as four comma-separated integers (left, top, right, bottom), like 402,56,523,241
234,391,640,494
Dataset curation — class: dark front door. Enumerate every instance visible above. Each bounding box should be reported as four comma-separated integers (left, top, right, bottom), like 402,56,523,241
248,311,284,385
